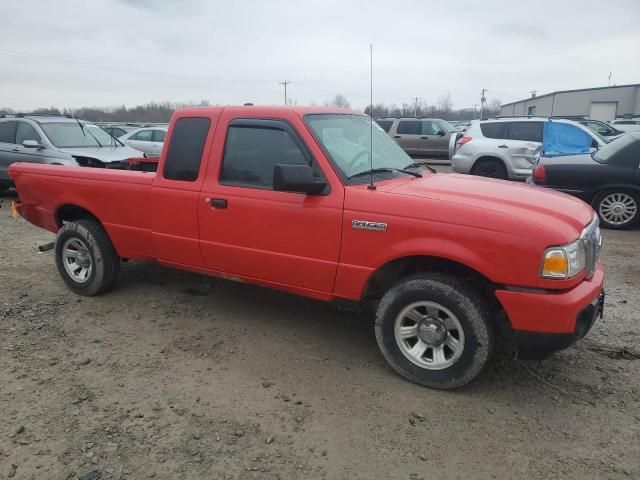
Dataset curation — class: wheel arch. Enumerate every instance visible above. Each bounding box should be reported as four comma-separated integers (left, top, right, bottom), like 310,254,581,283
55,203,102,228
591,183,640,205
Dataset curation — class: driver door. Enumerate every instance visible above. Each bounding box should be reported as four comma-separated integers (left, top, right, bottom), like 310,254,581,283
198,113,344,297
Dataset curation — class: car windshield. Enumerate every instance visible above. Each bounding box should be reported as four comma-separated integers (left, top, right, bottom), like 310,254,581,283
40,122,120,148
438,119,459,133
305,114,415,181
592,134,636,164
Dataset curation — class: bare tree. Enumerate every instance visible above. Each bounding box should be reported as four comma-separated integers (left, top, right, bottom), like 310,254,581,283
485,98,503,116
436,92,453,114
325,94,351,109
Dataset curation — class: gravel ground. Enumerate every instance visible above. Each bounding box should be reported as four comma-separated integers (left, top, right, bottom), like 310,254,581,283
0,188,639,480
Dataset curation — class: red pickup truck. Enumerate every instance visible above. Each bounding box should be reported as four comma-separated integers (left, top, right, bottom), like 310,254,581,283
9,106,605,389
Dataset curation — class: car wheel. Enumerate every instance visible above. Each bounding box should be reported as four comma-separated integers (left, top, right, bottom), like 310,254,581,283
472,158,508,180
375,273,494,390
54,219,120,296
593,190,639,230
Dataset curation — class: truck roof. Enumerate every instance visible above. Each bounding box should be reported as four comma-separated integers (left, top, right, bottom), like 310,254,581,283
176,105,364,117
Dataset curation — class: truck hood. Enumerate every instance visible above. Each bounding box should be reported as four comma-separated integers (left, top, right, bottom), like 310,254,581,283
61,146,142,163
380,173,594,238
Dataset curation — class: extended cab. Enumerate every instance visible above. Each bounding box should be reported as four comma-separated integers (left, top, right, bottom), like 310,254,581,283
9,106,605,389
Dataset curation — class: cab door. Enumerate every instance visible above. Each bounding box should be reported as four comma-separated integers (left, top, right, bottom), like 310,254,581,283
419,120,448,155
197,110,344,297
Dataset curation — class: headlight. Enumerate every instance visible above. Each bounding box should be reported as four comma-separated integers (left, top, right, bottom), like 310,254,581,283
541,239,585,279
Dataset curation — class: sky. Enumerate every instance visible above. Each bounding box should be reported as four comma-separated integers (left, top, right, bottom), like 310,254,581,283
1,0,639,112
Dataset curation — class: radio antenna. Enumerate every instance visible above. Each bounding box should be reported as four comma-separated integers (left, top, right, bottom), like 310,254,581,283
367,43,376,190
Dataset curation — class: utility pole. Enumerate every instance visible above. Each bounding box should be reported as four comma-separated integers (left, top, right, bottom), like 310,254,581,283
412,97,421,117
279,81,291,105
480,88,486,119
608,71,612,86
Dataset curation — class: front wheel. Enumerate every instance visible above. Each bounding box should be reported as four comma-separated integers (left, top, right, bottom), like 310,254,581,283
593,190,639,230
375,273,494,389
54,219,120,296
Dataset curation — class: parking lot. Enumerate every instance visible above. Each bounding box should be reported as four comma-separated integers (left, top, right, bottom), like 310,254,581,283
1,189,639,480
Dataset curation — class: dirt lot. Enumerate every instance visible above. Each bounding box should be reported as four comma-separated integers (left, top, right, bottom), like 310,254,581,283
1,192,639,480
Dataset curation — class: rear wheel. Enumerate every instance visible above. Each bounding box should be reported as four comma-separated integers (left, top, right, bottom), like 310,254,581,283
472,158,508,180
54,219,120,296
593,190,639,229
375,273,494,390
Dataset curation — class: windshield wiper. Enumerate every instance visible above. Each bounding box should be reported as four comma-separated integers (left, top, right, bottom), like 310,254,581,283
348,167,422,180
405,161,437,173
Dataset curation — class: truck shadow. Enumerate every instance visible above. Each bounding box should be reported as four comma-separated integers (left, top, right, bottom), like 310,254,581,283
109,260,610,403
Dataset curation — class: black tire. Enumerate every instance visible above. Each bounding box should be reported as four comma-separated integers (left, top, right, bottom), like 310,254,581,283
54,219,120,296
472,158,508,180
375,273,494,390
592,190,639,230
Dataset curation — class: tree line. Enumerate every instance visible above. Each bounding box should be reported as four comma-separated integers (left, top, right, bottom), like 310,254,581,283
1,94,502,123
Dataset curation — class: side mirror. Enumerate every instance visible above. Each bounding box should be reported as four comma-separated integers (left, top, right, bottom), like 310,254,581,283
437,130,446,136
273,163,327,195
22,140,44,149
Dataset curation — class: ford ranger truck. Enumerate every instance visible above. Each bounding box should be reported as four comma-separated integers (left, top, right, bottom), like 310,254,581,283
8,106,605,390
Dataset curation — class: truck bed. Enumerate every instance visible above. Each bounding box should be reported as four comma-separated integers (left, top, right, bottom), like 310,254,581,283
9,163,155,259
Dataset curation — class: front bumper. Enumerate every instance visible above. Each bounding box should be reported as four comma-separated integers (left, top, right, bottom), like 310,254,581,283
495,262,605,357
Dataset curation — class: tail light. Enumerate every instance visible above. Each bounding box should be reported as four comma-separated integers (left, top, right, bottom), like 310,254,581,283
456,136,472,149
533,164,546,184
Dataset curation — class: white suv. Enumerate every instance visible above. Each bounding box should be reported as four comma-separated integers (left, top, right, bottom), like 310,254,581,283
449,117,607,180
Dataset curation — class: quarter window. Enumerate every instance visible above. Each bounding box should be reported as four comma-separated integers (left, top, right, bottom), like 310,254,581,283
396,120,421,135
507,122,543,142
220,121,312,189
0,121,17,144
480,122,507,139
16,122,42,144
163,117,210,181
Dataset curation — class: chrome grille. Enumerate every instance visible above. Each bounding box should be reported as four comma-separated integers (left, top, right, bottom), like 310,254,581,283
581,216,602,279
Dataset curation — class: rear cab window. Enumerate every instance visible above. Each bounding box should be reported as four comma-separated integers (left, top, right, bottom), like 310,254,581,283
163,117,211,181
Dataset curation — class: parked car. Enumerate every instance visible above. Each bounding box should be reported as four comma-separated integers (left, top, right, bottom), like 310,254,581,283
610,119,640,133
119,127,168,157
450,117,608,180
451,121,472,132
578,119,624,138
377,117,459,156
100,124,141,138
529,131,640,229
0,114,142,193
9,106,604,390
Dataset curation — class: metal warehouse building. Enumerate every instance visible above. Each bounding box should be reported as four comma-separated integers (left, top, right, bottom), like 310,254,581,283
500,84,640,121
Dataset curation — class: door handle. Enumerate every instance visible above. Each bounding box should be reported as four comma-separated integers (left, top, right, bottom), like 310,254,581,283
498,144,509,148
420,136,429,139
12,148,20,152
209,198,228,209
394,135,401,138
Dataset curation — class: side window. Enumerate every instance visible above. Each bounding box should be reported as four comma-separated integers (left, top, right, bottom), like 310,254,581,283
112,128,126,137
397,120,420,135
163,117,210,182
220,122,311,189
152,130,166,142
421,121,440,135
480,122,507,139
16,122,42,144
507,122,543,142
132,129,153,141
375,120,393,132
0,121,17,144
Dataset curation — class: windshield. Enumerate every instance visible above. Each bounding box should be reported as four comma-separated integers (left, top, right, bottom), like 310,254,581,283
305,114,415,181
438,119,459,133
592,134,636,164
40,122,122,148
